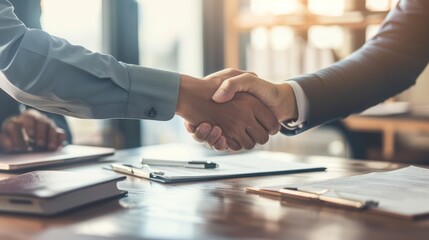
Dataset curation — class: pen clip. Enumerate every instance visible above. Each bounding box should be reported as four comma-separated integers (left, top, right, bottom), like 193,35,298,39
188,161,219,169
140,164,164,176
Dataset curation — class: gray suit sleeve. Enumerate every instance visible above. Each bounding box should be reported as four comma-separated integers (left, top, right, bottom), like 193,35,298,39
0,0,180,121
281,0,429,136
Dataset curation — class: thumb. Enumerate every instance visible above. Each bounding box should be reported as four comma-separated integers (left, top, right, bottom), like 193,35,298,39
212,74,255,103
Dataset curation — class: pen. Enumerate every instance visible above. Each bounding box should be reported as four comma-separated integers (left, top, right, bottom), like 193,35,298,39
21,128,34,151
20,128,69,152
141,159,219,169
318,194,378,209
280,188,379,209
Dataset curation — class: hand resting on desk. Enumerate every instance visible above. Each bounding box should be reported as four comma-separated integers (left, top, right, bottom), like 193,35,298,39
0,109,67,153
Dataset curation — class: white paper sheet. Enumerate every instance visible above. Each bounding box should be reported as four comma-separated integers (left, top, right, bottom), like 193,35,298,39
297,166,429,217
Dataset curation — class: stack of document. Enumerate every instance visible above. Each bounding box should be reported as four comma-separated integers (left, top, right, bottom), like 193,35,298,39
247,166,429,220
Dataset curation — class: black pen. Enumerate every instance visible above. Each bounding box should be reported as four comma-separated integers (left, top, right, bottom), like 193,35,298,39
141,159,219,169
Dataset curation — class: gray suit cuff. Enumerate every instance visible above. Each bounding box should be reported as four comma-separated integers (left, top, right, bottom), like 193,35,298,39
125,65,180,120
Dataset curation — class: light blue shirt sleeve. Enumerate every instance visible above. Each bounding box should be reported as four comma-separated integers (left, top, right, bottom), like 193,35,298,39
0,0,180,120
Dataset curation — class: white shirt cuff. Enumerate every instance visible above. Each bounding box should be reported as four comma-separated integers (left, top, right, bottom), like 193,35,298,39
282,81,310,130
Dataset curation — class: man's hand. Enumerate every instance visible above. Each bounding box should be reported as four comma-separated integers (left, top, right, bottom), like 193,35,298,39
184,68,262,151
186,70,299,151
184,122,228,151
212,73,298,122
177,72,280,151
0,109,67,153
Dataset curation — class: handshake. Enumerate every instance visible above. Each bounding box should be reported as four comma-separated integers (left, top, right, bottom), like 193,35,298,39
176,68,299,151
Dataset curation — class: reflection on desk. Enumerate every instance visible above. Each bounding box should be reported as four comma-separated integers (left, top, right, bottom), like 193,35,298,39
0,143,428,240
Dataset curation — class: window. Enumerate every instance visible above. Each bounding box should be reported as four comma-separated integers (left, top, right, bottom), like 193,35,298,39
138,0,203,145
40,0,103,53
40,0,106,146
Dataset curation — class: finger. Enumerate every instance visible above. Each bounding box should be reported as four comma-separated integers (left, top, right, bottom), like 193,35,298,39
212,136,228,151
246,121,270,145
4,120,28,151
235,131,256,150
212,73,258,103
226,138,241,151
35,120,49,147
57,128,66,148
205,126,223,146
192,123,213,143
47,127,59,150
254,105,281,135
19,113,36,139
204,68,257,81
184,121,196,133
0,135,14,152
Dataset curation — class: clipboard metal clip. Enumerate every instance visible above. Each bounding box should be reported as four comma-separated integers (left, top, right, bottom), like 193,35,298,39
111,163,164,179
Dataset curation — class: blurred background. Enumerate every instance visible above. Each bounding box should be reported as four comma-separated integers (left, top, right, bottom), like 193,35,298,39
12,0,429,163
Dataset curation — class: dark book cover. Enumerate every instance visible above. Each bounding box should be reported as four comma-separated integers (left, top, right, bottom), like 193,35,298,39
0,171,127,215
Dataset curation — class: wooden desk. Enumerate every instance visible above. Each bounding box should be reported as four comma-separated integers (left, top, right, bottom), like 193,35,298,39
343,115,429,161
0,144,428,240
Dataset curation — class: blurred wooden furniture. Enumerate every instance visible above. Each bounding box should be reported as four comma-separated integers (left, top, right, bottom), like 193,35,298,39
223,0,390,68
0,144,428,240
343,114,429,161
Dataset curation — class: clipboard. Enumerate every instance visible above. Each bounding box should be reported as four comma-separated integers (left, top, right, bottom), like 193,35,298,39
108,151,326,183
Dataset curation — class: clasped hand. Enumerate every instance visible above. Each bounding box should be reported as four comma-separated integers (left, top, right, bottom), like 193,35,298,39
178,68,297,151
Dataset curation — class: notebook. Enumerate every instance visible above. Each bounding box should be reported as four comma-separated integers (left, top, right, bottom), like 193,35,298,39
0,171,126,215
0,145,115,171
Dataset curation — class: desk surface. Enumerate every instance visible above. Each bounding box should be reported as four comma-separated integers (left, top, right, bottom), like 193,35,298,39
0,144,428,240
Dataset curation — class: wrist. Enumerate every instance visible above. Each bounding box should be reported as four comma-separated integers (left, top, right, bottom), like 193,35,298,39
176,75,193,117
176,75,211,118
276,83,298,122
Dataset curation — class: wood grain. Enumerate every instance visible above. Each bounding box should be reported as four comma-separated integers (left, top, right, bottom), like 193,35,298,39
0,144,428,240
